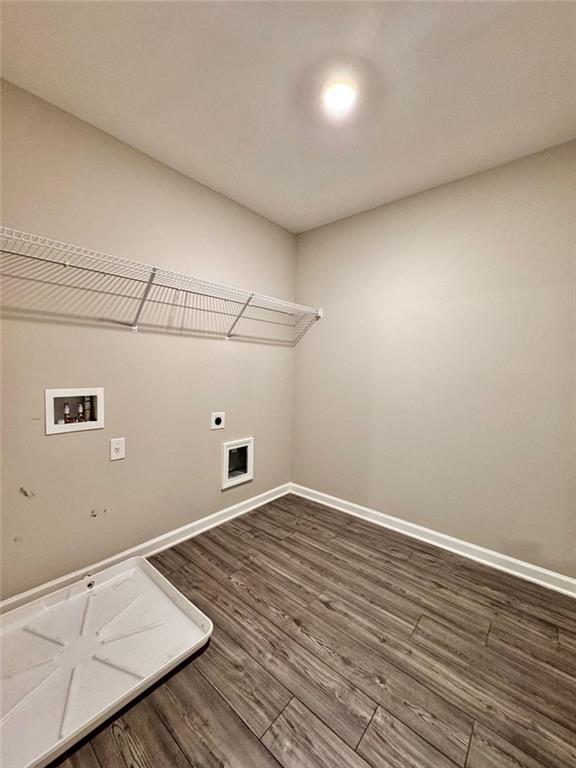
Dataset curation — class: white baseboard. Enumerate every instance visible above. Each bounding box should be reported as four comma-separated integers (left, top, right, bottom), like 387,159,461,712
4,479,574,612
289,483,576,599
0,483,291,613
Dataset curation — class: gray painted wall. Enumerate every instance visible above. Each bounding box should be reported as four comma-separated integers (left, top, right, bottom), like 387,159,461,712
1,82,296,597
294,142,576,577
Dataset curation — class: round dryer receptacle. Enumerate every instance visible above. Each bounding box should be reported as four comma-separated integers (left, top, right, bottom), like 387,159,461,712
210,412,226,430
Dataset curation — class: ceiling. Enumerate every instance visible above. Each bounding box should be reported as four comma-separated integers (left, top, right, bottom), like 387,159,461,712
2,2,575,233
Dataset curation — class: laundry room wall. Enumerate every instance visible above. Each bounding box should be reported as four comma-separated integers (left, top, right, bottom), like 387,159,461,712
293,142,576,577
1,81,297,598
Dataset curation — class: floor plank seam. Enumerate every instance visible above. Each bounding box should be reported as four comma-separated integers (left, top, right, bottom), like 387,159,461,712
462,720,476,767
353,700,378,751
258,695,295,745
192,657,275,741
409,615,424,637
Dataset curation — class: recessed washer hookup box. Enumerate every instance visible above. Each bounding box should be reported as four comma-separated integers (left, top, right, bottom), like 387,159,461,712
0,557,213,768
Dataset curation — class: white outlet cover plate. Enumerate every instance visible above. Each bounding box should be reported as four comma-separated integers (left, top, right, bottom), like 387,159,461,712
210,412,225,430
0,557,213,768
110,437,125,461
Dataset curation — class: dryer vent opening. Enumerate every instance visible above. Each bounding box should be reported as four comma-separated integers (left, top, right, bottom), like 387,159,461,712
221,437,254,489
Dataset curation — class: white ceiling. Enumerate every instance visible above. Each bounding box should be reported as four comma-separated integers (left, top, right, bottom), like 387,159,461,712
2,2,575,232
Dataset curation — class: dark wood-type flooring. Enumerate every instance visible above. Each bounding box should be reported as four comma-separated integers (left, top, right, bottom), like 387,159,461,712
53,494,576,768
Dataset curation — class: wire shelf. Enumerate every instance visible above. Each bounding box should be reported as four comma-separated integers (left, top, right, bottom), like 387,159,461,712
0,227,322,345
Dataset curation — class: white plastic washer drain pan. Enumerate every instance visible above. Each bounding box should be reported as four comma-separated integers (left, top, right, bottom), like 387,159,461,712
0,557,213,768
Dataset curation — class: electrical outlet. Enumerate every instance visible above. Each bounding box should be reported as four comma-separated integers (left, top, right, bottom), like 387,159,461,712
210,412,225,430
110,437,126,461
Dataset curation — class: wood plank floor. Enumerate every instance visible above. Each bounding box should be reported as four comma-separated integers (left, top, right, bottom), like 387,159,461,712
52,494,576,768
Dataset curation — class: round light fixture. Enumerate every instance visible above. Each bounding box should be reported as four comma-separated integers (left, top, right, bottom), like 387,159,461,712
321,80,358,119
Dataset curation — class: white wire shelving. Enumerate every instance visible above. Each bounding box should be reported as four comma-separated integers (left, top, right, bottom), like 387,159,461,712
0,227,322,345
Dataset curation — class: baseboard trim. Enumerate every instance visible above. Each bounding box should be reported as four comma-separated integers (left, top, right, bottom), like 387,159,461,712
289,483,576,599
0,483,291,613
4,480,574,611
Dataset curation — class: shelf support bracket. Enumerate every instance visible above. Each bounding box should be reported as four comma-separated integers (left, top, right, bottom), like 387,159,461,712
132,267,157,333
226,293,254,339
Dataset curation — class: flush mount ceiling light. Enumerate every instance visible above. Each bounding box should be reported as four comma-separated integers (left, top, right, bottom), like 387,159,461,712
321,80,358,119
